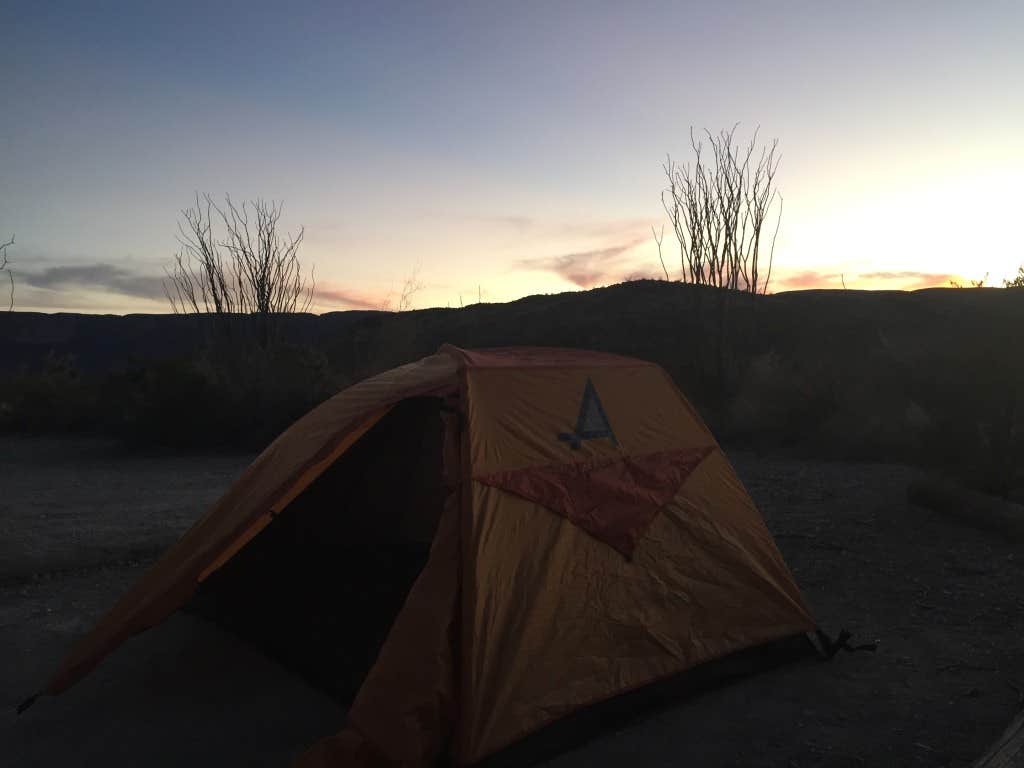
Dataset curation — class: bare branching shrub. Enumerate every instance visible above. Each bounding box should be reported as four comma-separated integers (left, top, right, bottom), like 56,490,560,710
727,351,836,443
1,235,14,311
661,125,782,295
382,266,424,312
164,194,313,343
398,268,424,312
950,273,988,288
652,225,670,281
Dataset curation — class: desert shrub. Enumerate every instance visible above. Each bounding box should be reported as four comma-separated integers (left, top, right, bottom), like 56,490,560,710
105,357,227,448
806,344,934,461
724,350,838,448
0,339,346,450
813,392,931,462
721,340,934,460
660,126,782,294
919,413,999,493
112,340,344,450
647,285,764,431
910,349,1024,496
165,195,313,349
0,352,96,432
962,388,1022,497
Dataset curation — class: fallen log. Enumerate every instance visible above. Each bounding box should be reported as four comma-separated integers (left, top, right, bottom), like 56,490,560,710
972,708,1024,767
907,476,1024,540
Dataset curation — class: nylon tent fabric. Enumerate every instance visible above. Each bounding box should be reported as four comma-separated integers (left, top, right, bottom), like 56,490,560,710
437,344,645,369
448,363,814,761
34,345,817,768
293,350,815,766
475,446,715,557
39,351,459,698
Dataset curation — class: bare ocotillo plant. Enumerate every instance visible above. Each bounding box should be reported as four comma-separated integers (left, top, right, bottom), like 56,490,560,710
1,235,14,311
164,195,314,343
396,266,424,312
661,125,782,295
381,266,425,312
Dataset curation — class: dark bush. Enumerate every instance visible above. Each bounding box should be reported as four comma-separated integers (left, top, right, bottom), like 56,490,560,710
0,341,346,451
0,352,96,433
723,350,839,449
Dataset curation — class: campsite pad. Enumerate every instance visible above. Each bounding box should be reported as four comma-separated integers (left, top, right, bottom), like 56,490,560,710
3,436,1024,766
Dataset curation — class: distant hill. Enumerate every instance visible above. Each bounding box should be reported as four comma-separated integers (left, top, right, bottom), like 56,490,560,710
4,279,1020,373
2,280,1022,492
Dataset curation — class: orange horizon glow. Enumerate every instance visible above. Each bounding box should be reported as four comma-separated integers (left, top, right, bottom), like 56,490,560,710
5,2,1022,315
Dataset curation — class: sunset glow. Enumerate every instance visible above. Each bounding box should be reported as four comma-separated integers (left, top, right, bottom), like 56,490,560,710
4,1,1022,314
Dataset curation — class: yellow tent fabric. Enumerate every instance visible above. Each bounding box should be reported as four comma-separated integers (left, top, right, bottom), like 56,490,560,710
41,351,459,697
36,345,816,766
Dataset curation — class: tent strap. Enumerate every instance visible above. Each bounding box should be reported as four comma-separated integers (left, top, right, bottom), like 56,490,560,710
813,628,878,660
16,691,40,715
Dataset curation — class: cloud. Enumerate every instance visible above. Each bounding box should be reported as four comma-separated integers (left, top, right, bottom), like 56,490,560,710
773,269,956,291
312,285,387,310
18,263,395,312
519,239,648,288
859,271,955,288
774,270,844,289
22,263,168,300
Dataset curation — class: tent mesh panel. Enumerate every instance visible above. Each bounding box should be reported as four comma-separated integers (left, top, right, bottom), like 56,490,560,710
188,397,446,706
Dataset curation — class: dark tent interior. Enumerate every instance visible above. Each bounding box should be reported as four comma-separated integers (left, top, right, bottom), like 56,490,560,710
188,397,446,706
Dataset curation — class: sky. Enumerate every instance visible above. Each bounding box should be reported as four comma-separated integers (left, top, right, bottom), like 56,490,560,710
3,0,1023,314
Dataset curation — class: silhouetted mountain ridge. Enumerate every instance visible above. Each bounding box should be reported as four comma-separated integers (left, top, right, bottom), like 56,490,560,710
2,280,1021,494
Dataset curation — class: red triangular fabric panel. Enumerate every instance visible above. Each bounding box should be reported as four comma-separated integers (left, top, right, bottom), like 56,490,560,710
474,446,715,558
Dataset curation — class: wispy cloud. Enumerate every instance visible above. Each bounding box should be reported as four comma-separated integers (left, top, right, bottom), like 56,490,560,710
774,269,956,291
774,270,844,290
17,263,395,312
859,271,955,288
22,264,167,300
518,238,649,288
312,285,387,310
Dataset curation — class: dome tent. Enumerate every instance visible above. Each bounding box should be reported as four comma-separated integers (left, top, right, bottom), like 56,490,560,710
29,345,821,766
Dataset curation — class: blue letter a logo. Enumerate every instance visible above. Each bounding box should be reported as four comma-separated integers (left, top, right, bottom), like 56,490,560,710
558,378,618,449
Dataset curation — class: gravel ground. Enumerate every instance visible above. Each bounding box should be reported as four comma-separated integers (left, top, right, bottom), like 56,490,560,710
2,436,1023,767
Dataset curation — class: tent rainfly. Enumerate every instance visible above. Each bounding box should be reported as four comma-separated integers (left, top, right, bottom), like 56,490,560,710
26,345,825,766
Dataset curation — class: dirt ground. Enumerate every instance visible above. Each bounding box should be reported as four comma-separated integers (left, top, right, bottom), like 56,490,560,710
2,436,1023,767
